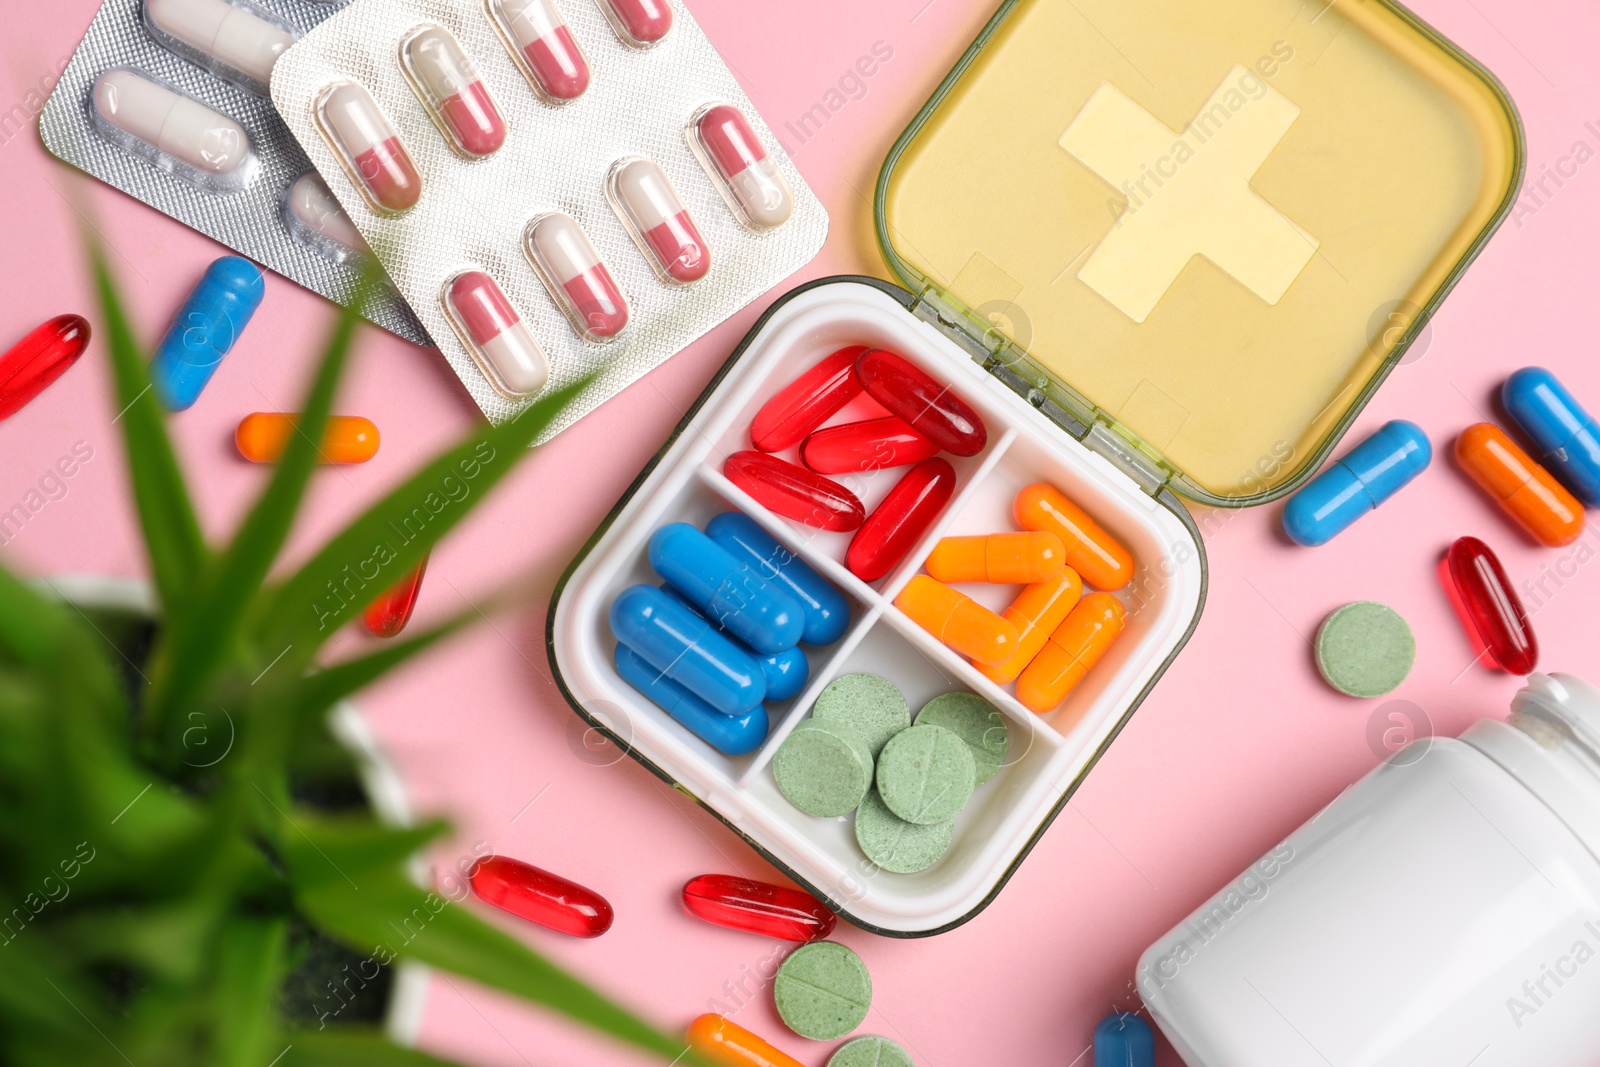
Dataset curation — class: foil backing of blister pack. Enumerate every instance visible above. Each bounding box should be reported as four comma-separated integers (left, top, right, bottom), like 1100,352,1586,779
39,0,429,344
270,0,828,437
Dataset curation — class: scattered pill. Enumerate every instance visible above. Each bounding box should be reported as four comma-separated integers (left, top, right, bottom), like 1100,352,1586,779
773,719,875,817
681,874,836,943
401,24,506,158
649,523,804,654
364,556,427,639
976,571,1084,686
811,673,910,759
1094,1013,1154,1067
774,941,872,1041
894,575,1018,666
705,512,852,645
847,458,957,581
151,256,264,411
1015,592,1125,713
875,723,975,825
316,81,421,214
443,271,550,399
469,855,613,937
855,348,986,457
490,0,590,101
144,0,296,90
724,451,865,532
610,585,765,716
801,416,940,475
854,788,952,875
656,585,810,700
686,1014,805,1067
916,693,1008,785
1313,601,1415,697
93,68,253,178
614,646,768,755
828,1036,915,1067
234,412,379,464
0,314,90,420
609,157,710,283
693,103,793,230
1455,423,1583,547
525,212,629,341
926,531,1067,585
1014,483,1133,591
285,173,371,259
597,0,673,47
1281,420,1432,546
1446,536,1538,675
1502,367,1600,508
750,345,865,453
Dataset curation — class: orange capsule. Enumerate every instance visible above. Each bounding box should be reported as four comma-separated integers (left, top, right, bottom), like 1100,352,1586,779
1455,423,1584,547
1014,483,1133,591
1016,592,1125,713
925,531,1067,585
685,1014,805,1067
976,570,1084,686
235,412,380,464
894,575,1019,666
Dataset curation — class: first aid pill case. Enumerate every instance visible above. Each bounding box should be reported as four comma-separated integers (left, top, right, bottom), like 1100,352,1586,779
561,0,1523,935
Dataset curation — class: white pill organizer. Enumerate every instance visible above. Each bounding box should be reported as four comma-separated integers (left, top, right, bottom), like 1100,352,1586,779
550,0,1523,936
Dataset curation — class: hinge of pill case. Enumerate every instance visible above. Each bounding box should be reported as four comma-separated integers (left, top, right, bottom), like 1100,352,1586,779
910,287,1172,497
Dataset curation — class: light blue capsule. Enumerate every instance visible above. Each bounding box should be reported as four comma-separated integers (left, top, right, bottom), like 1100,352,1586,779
613,645,768,756
1282,420,1431,546
608,584,764,716
649,522,804,654
1502,367,1600,507
1094,1012,1153,1067
704,511,850,646
150,256,265,411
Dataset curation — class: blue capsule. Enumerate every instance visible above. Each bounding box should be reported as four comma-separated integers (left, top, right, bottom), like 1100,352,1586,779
658,586,810,702
151,256,265,411
1502,367,1600,507
1093,1012,1153,1067
1281,420,1431,546
613,646,768,756
704,512,850,646
609,584,765,715
649,523,804,654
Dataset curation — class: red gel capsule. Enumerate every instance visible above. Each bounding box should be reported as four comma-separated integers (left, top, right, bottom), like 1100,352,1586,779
750,345,865,452
470,855,614,937
847,457,957,581
1445,536,1538,675
681,874,836,942
801,415,940,474
363,555,428,638
1,315,90,420
725,451,865,532
856,348,987,457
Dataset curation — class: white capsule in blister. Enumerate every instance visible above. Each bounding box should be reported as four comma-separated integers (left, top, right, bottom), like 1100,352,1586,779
525,213,629,342
92,68,254,185
443,271,550,398
142,0,297,92
488,0,591,103
284,172,371,262
607,157,710,284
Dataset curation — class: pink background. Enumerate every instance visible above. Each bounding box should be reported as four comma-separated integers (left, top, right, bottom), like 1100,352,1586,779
2,0,1596,1062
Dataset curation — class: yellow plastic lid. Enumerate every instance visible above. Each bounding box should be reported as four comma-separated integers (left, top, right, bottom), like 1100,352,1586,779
877,0,1522,505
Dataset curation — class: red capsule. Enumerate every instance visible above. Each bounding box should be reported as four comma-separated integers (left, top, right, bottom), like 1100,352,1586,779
847,457,957,581
363,555,428,638
1,315,90,420
802,416,939,474
1444,536,1538,675
751,345,865,453
681,874,836,942
470,855,613,937
856,348,987,457
725,451,864,532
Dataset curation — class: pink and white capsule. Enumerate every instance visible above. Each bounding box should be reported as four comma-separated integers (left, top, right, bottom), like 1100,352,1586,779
694,105,792,230
444,272,549,398
286,173,370,257
143,0,296,89
526,214,629,341
93,69,252,175
490,0,591,102
316,82,422,214
609,158,710,284
597,0,673,47
401,25,506,158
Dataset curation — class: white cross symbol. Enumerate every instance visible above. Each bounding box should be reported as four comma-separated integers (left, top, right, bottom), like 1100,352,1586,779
1059,65,1319,323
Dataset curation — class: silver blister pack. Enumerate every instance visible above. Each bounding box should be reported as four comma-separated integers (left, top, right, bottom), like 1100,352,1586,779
39,0,429,344
269,0,827,436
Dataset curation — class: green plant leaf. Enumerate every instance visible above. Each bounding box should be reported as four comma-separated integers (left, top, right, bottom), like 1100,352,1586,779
278,1030,467,1067
213,916,290,1067
0,568,71,668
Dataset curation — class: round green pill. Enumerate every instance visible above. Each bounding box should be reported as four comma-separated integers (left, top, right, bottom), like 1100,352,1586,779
813,673,910,759
855,789,953,874
774,719,875,817
1315,601,1415,698
875,724,975,825
828,1035,915,1067
774,941,872,1040
916,692,1008,785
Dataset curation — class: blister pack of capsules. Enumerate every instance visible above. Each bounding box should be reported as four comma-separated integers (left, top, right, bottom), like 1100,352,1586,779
270,0,827,435
39,0,428,344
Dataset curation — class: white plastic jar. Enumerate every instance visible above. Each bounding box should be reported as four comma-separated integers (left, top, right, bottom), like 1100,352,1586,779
1139,673,1600,1066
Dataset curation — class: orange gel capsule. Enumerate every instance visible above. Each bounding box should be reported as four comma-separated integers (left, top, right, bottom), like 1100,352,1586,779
894,575,1018,666
1016,592,1125,713
1014,483,1133,591
977,570,1084,686
686,1014,805,1067
235,412,379,464
1455,423,1584,547
925,531,1067,585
